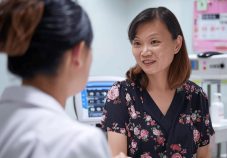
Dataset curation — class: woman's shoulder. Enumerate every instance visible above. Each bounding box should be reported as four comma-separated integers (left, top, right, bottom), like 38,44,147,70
109,79,142,99
113,79,139,89
181,80,205,95
181,80,208,106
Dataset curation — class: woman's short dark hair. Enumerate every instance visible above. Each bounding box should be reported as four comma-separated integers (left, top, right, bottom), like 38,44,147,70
126,7,191,89
0,0,93,79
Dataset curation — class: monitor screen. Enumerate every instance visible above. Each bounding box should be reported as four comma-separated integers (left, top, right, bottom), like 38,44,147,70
81,81,114,118
74,76,124,124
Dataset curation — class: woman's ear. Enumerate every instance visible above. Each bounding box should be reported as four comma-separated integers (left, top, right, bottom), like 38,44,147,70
71,41,86,67
174,35,183,54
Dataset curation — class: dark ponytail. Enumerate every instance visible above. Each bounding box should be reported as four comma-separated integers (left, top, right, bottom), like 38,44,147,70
0,0,93,79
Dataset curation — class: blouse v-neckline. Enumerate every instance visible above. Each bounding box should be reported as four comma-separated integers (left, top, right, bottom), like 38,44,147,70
143,89,177,118
142,88,185,135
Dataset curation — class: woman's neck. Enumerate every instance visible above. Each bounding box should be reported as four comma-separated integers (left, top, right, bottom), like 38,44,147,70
146,72,171,92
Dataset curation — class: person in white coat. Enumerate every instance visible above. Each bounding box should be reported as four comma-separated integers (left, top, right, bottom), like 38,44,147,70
0,0,111,157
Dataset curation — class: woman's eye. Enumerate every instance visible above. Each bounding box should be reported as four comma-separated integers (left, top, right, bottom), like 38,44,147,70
151,40,160,45
132,41,141,47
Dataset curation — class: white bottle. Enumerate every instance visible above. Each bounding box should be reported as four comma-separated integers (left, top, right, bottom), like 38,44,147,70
210,93,224,125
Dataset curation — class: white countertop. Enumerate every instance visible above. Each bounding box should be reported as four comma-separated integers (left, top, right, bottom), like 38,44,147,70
213,119,227,143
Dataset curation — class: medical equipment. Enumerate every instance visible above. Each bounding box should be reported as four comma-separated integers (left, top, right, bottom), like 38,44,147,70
210,93,224,124
74,76,124,125
189,53,227,157
189,53,227,80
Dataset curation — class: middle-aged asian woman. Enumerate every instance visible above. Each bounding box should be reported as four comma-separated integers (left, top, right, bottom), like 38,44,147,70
102,7,214,158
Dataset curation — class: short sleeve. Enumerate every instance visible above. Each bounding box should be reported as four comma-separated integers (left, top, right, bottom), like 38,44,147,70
196,89,215,147
101,81,129,136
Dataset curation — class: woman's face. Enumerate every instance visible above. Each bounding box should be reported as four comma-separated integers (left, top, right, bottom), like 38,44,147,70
132,20,180,77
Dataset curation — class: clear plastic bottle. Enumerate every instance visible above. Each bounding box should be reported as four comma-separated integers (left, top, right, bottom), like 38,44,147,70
210,93,224,124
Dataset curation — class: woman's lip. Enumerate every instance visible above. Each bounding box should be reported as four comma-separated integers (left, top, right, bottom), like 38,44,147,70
142,60,156,64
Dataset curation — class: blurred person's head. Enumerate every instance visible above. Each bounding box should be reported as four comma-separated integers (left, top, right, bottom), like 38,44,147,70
0,0,93,97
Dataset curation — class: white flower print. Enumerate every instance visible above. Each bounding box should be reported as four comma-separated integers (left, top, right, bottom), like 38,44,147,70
134,127,140,136
145,115,151,121
107,85,119,100
130,106,137,119
126,93,131,102
191,113,197,121
186,115,191,124
153,128,161,136
131,140,137,149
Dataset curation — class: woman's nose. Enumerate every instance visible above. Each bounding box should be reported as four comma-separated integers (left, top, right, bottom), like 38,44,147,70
141,45,153,56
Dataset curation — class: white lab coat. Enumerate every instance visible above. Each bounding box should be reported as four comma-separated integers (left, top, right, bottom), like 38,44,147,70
0,86,111,158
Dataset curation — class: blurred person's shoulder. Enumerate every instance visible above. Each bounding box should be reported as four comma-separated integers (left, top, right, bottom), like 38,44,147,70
36,116,111,158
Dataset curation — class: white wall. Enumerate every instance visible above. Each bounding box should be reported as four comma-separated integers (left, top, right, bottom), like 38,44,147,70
78,0,134,77
0,54,21,94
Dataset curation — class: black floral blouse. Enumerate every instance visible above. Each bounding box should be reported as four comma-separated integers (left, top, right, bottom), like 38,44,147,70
101,80,214,158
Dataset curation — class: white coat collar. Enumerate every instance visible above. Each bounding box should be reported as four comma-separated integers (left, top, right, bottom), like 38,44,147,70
0,85,66,115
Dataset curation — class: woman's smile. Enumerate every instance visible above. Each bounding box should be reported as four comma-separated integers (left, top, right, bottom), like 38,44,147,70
142,59,156,65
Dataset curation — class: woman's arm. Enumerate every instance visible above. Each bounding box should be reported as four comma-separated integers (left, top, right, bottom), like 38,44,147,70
107,131,128,157
196,144,212,158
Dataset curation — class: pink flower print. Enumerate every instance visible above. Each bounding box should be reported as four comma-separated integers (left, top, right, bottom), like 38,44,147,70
150,120,156,126
179,118,184,124
131,140,137,149
107,85,119,100
140,152,152,158
170,144,181,151
157,136,165,145
153,128,161,136
184,84,190,91
140,129,149,140
125,93,131,102
120,128,126,134
134,127,140,136
171,153,182,158
193,129,200,143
